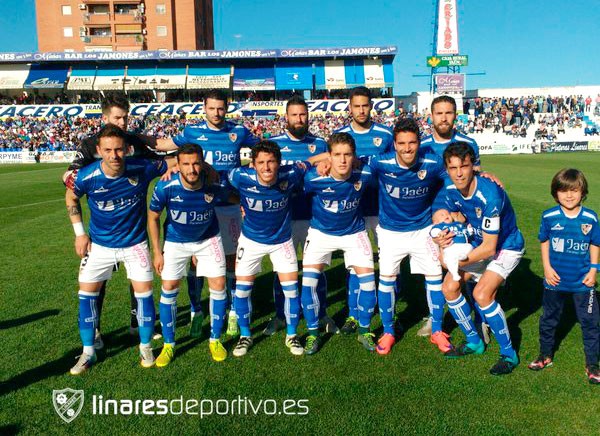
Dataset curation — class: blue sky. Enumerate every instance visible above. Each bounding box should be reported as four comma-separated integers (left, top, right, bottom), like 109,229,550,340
2,0,598,95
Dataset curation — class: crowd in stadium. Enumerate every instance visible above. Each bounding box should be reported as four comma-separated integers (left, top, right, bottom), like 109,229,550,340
0,92,598,151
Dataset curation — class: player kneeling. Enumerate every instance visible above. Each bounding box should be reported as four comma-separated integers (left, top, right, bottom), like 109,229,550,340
302,133,376,354
148,144,233,364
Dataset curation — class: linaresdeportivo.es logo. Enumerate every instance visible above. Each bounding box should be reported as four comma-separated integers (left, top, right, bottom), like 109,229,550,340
53,388,85,423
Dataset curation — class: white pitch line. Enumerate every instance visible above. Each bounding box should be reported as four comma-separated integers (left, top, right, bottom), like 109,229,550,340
0,198,63,210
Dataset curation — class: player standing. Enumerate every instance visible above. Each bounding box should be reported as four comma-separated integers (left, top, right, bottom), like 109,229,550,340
156,89,260,336
417,95,483,338
365,118,447,354
301,133,376,354
148,144,232,365
436,142,524,375
227,141,308,357
528,169,599,384
63,93,168,349
66,124,167,374
334,86,393,334
265,95,337,335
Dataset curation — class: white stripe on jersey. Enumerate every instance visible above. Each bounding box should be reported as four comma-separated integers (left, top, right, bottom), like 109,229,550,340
543,209,561,218
582,211,598,222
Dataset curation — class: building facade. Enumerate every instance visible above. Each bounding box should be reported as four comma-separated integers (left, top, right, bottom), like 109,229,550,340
35,0,214,52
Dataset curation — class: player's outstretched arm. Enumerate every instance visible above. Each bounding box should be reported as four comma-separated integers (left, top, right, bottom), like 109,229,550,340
147,209,164,275
65,189,90,258
156,137,178,152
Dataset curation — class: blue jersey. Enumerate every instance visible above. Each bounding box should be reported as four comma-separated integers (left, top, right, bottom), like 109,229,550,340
368,150,447,232
173,121,260,205
149,174,227,243
538,206,600,292
74,158,167,248
271,131,328,221
228,164,308,244
335,122,393,217
431,221,471,244
438,176,524,252
304,164,373,236
421,131,481,167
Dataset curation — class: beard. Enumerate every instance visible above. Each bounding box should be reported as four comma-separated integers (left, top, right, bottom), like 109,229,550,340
287,123,308,138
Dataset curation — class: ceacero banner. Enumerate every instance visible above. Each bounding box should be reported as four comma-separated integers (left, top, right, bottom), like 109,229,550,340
0,99,395,119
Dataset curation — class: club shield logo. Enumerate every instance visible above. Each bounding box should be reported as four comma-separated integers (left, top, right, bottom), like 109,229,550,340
53,388,84,423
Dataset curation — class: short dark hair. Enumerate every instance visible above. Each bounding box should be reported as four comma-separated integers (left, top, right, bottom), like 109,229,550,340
97,123,127,144
286,94,308,113
251,140,281,164
177,143,204,162
327,132,356,154
204,89,228,105
101,93,130,115
442,141,476,166
551,168,588,202
431,95,457,113
393,118,421,142
348,86,371,103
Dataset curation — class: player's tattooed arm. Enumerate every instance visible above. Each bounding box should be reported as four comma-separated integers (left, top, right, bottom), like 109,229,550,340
66,189,91,258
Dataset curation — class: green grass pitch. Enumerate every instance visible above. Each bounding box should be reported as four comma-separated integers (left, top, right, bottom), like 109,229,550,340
0,153,599,435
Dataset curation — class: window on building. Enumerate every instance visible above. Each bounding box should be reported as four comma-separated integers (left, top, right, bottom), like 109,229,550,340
156,4,166,14
63,27,73,37
157,26,167,37
62,5,72,15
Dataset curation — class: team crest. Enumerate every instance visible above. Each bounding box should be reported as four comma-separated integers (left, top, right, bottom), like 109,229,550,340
417,169,427,180
581,224,592,235
354,180,362,191
127,176,139,186
229,133,237,143
373,137,383,147
279,181,289,190
53,388,84,423
204,193,214,203
475,207,482,219
308,144,316,154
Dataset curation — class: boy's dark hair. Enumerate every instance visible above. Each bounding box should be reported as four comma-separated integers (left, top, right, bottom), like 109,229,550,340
177,143,204,162
551,168,588,202
442,142,476,166
327,132,356,154
348,86,371,103
101,93,130,115
204,89,228,105
97,123,127,143
251,140,281,164
286,94,308,113
431,95,457,113
393,118,421,142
